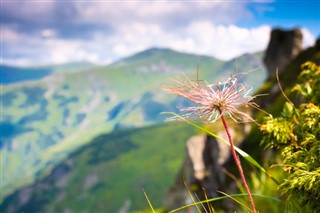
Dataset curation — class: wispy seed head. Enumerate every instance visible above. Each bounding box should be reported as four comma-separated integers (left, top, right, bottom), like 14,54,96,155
163,72,261,123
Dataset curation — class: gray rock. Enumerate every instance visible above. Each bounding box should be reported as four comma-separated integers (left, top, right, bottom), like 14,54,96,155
263,28,303,78
163,134,232,212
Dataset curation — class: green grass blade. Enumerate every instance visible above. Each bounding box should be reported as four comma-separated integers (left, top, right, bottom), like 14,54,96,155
202,188,215,213
182,178,202,213
168,193,281,213
143,190,156,213
161,112,266,173
217,191,252,212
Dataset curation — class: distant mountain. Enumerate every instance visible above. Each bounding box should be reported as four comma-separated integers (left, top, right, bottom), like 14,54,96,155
0,65,53,85
0,62,97,85
48,61,98,73
0,47,267,207
218,53,267,89
110,47,266,88
110,47,224,74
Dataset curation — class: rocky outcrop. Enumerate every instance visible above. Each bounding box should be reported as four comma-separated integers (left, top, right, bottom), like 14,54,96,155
264,28,303,78
163,134,234,212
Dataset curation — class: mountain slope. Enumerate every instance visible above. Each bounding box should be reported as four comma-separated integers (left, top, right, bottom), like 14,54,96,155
110,47,224,73
0,47,267,204
1,123,196,213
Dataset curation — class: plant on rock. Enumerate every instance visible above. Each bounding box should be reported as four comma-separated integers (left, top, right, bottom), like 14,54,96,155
261,62,320,211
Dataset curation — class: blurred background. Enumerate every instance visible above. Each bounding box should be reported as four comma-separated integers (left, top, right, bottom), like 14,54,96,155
1,1,319,212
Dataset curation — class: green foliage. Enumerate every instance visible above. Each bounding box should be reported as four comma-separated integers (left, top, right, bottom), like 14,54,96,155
1,123,196,212
293,62,320,104
261,62,320,211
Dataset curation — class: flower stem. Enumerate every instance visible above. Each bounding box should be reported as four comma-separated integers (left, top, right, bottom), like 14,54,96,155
219,110,257,213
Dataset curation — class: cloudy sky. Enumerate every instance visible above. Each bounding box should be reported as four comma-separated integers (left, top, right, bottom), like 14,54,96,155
1,0,319,66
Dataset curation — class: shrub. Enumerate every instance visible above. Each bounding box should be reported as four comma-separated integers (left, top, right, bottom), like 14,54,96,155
261,62,320,211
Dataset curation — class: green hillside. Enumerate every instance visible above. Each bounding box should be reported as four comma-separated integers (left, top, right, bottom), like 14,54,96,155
1,123,196,212
0,48,266,205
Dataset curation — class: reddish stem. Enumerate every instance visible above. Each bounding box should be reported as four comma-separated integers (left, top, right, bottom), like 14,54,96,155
219,110,257,213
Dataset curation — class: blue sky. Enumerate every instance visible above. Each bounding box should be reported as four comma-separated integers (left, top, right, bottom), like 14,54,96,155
242,1,319,34
1,0,319,66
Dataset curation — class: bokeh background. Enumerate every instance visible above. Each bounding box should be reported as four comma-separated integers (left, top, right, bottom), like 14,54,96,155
1,1,319,212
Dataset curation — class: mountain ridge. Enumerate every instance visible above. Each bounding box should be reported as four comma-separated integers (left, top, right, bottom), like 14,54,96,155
1,48,266,86
0,61,98,85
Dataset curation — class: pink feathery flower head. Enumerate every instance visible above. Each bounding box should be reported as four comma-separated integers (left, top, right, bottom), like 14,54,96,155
163,72,261,123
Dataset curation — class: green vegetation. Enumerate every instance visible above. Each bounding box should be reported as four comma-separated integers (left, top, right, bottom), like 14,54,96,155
261,62,320,211
153,42,320,212
1,123,196,212
232,43,320,212
1,48,265,205
2,44,319,213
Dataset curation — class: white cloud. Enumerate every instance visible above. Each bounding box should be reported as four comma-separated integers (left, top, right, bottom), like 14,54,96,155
1,27,101,65
2,20,317,66
2,27,21,42
2,1,317,66
108,21,272,61
302,28,317,48
41,39,101,64
113,44,129,57
0,57,32,67
41,29,57,38
73,1,251,26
